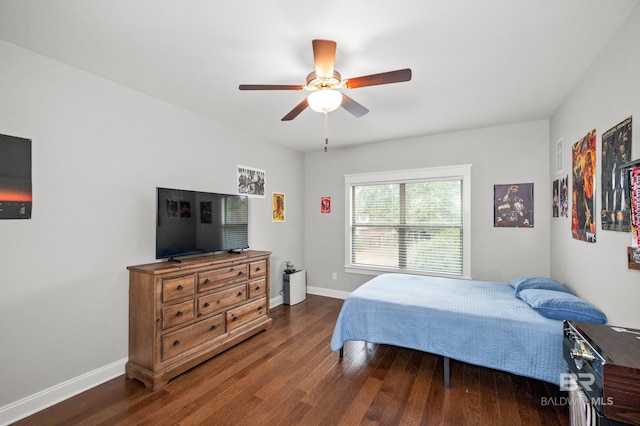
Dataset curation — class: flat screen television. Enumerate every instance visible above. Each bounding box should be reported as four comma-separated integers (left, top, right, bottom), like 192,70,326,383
156,187,249,260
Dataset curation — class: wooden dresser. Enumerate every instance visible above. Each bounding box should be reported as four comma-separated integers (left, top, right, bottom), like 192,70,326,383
126,250,272,390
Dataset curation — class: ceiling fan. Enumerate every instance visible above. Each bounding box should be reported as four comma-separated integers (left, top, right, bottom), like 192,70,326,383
239,39,412,121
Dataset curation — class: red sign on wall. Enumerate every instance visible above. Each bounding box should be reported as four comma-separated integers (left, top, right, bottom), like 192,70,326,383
321,197,331,213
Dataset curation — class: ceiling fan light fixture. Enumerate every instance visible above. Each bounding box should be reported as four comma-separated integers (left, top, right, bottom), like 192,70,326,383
307,89,342,113
240,39,411,121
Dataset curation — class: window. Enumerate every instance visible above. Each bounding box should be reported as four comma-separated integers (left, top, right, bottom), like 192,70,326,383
345,165,471,278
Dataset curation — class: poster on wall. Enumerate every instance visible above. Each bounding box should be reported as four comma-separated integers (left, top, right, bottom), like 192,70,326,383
272,192,285,222
552,179,559,218
572,130,597,242
494,183,533,227
237,165,266,198
601,116,632,232
321,196,331,213
0,133,32,219
560,175,569,218
632,167,640,245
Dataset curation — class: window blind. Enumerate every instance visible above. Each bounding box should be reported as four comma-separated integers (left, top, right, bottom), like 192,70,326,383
349,177,464,276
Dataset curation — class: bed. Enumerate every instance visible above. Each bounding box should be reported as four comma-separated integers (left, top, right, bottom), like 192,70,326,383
330,273,607,386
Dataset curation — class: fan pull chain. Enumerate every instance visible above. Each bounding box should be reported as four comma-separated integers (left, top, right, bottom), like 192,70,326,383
324,112,329,152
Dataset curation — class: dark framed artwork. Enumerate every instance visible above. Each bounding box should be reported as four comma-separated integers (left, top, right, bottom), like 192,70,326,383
494,183,534,227
0,133,32,219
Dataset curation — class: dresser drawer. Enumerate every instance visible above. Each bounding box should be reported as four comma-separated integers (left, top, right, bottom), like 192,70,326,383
162,275,196,303
161,314,224,360
162,300,195,330
248,278,266,298
249,260,267,279
226,297,267,331
198,264,248,292
198,284,246,316
128,251,272,391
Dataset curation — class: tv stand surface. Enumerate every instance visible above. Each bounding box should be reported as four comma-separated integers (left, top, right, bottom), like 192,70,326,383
126,250,272,390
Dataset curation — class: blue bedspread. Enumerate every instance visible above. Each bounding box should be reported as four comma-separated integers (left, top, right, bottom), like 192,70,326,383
330,273,567,385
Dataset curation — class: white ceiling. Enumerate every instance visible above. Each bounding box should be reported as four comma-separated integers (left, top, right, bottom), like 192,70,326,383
0,0,637,152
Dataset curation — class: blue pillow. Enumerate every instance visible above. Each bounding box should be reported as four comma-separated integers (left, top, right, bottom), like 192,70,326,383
517,289,607,323
509,276,572,296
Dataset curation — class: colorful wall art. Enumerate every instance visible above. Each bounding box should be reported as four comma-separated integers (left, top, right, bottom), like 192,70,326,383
572,130,597,242
273,192,285,222
0,133,32,219
494,183,534,227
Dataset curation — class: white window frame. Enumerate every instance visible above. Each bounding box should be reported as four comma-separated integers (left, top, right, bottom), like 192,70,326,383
344,164,471,279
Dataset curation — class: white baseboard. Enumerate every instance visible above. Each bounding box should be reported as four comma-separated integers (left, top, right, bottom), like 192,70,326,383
1,290,344,425
271,294,283,308
0,357,127,426
307,285,350,300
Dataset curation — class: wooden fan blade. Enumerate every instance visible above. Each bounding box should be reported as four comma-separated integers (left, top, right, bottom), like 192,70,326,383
312,39,337,79
239,84,304,91
341,93,369,118
282,98,309,121
344,68,412,89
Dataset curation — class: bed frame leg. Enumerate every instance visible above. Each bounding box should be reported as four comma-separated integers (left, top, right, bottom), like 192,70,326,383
339,347,343,359
443,357,450,389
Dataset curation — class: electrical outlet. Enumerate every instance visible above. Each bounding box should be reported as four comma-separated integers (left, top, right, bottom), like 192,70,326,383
332,272,337,280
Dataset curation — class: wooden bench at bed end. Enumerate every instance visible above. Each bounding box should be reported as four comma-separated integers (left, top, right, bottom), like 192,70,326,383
337,346,450,389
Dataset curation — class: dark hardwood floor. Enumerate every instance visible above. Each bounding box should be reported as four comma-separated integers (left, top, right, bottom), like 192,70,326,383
15,295,569,425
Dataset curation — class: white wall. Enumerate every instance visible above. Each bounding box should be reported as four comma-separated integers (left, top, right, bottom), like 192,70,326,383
304,120,551,293
550,5,640,329
3,4,639,420
0,40,305,415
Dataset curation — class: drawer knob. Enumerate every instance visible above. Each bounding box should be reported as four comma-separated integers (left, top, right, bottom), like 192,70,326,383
258,306,263,311
255,286,260,291
173,340,180,346
232,316,238,322
256,267,261,272
177,285,184,291
237,292,243,297
204,302,210,308
204,278,210,284
210,324,217,331
237,271,244,276
176,311,183,317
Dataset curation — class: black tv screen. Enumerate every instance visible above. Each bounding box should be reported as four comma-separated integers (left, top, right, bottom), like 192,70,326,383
156,187,249,260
